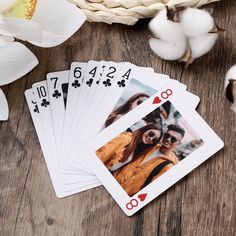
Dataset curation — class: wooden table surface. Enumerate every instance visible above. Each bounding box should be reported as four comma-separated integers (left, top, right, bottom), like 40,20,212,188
0,1,235,235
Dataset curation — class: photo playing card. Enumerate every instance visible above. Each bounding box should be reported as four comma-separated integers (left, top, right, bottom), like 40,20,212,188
74,83,223,216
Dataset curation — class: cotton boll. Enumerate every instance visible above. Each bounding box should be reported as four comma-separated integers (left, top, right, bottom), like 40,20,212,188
149,38,187,61
225,79,236,113
188,33,218,59
225,66,236,113
180,8,215,37
149,8,185,42
225,65,236,88
0,88,9,121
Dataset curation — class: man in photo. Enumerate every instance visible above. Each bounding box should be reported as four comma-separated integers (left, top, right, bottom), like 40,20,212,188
116,124,185,196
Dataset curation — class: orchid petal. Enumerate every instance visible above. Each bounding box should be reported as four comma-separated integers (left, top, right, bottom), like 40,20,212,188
0,42,38,86
0,0,16,12
29,0,86,47
0,16,42,42
2,0,36,19
0,35,14,46
0,89,9,121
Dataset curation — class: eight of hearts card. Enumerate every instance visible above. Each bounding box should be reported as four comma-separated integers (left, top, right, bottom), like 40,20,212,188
73,83,224,215
25,60,224,215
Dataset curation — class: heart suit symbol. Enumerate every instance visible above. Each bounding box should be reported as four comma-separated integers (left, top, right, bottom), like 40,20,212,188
153,96,161,104
138,193,147,202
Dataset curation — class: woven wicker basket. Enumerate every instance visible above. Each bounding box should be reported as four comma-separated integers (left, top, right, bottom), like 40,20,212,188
71,0,219,25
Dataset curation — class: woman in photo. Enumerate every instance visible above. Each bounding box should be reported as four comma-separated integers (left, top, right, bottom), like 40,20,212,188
96,123,163,171
105,93,150,127
116,124,185,196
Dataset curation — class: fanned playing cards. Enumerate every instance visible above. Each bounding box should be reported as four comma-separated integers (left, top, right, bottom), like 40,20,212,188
25,60,224,216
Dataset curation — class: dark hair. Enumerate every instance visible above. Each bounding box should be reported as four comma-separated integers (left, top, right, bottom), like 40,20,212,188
105,93,149,127
121,123,163,162
167,124,185,137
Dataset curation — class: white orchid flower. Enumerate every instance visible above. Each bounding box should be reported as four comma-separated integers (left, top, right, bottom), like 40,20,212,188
0,0,86,121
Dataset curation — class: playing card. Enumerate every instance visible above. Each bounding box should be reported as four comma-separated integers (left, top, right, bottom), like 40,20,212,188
31,80,99,185
60,62,87,171
60,60,105,174
62,60,100,166
46,68,96,176
74,61,108,145
73,83,223,215
47,70,69,156
25,89,101,197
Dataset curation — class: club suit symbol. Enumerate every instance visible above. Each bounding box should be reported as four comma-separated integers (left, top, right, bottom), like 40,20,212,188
117,79,126,87
41,99,50,107
33,105,39,113
86,78,93,87
72,80,81,88
52,90,61,99
103,79,112,87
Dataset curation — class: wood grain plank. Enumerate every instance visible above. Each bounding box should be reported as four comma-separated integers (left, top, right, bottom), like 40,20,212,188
0,0,235,235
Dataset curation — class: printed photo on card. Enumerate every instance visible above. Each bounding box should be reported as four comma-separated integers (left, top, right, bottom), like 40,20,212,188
96,101,204,197
103,79,157,129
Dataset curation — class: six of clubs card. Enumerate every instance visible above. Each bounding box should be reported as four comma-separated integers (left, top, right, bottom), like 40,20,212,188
25,60,224,215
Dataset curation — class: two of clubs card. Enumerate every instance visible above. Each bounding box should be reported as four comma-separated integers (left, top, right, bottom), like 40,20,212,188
25,60,224,216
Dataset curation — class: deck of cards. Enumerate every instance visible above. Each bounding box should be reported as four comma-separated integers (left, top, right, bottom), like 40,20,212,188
25,61,224,216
